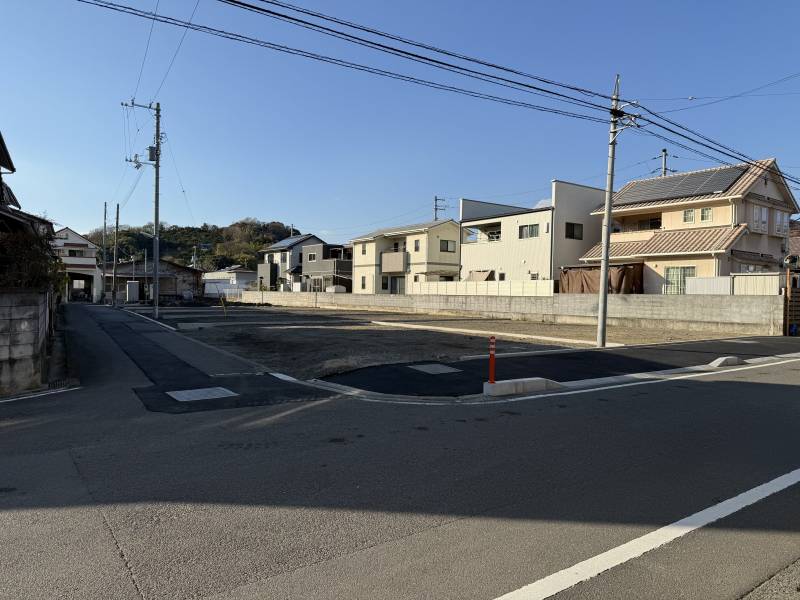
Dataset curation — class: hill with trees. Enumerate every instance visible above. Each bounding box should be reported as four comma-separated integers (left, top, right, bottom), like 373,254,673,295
84,219,296,271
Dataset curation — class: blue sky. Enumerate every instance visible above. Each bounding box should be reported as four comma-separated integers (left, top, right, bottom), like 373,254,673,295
5,0,800,242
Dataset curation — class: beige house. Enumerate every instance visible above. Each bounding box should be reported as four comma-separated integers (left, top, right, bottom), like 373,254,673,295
52,227,103,302
580,159,798,293
351,219,461,294
459,180,604,282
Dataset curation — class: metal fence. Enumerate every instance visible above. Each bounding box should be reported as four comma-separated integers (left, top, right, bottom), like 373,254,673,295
406,279,554,297
685,273,784,296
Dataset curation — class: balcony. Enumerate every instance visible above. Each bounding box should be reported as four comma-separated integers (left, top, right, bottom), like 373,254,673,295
381,251,408,273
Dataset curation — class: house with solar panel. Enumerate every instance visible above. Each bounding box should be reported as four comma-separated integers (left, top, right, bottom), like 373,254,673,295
579,159,798,294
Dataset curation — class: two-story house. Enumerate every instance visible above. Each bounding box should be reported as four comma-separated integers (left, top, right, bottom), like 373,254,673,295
202,265,258,297
301,242,353,292
459,180,604,282
579,159,797,293
351,219,461,294
52,227,103,302
258,233,325,291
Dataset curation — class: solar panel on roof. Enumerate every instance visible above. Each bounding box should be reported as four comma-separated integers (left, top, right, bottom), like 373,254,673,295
614,165,747,206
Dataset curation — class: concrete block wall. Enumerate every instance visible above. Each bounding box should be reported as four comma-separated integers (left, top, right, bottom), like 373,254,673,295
0,290,50,395
239,291,784,335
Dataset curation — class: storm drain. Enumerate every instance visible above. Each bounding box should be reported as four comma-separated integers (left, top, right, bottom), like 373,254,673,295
407,363,462,375
166,387,238,402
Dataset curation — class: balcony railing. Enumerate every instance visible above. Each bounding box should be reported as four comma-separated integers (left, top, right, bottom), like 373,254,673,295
380,251,408,273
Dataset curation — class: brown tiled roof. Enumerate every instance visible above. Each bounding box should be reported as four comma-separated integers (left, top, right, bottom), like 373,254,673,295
590,159,785,214
580,225,747,261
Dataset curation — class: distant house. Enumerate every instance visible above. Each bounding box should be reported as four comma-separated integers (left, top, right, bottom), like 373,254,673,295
52,227,102,302
790,219,800,257
351,220,460,294
459,180,604,282
105,259,202,302
202,265,257,297
301,243,353,292
258,233,325,291
579,159,798,293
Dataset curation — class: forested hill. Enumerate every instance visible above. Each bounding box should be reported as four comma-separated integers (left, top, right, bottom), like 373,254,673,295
84,219,296,271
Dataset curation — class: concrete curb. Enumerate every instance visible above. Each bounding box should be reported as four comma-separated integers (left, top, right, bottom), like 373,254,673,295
483,377,564,397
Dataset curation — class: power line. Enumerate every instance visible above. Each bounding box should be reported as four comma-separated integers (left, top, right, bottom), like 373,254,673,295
151,0,200,101
163,131,197,225
132,0,160,100
77,0,609,125
217,0,611,114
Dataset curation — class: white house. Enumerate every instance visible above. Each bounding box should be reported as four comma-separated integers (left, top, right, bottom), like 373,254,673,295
52,227,103,302
202,265,258,297
459,180,604,282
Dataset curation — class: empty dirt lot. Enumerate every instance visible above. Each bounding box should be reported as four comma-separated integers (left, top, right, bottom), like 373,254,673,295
134,305,739,380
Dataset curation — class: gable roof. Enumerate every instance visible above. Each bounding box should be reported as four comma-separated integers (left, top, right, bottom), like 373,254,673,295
1,182,20,209
55,227,99,248
580,224,748,261
261,233,320,252
351,219,456,242
0,131,15,173
591,159,797,214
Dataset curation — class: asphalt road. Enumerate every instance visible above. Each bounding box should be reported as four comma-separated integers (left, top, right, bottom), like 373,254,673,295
1,304,800,599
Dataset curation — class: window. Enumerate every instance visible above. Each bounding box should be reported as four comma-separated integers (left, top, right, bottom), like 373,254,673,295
414,239,420,252
439,239,456,252
700,207,712,222
565,222,583,240
381,276,389,290
519,224,539,239
498,273,506,281
392,242,399,252
67,249,85,257
487,229,501,241
776,211,788,235
360,276,366,290
413,274,419,282
682,209,695,224
752,205,768,232
299,252,303,263
637,217,662,231
361,243,366,255
440,276,454,282
664,266,696,295
307,253,316,262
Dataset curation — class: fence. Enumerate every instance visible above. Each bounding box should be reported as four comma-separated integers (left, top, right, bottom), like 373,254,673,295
406,279,554,297
686,273,784,296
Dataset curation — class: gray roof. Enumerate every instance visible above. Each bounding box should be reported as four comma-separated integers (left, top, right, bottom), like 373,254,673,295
262,233,317,252
351,219,455,242
612,164,747,207
461,205,552,224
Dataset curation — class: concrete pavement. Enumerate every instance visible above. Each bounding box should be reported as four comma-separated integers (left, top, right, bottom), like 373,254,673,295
1,304,800,599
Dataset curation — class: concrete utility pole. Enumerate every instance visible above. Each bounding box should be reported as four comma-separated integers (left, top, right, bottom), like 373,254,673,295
661,148,668,177
433,196,446,221
596,75,622,348
122,99,161,319
112,203,119,306
102,202,107,303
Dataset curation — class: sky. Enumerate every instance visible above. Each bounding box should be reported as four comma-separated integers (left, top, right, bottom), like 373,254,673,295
4,0,800,243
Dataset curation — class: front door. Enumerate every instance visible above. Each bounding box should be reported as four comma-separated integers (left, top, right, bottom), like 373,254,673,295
390,276,405,294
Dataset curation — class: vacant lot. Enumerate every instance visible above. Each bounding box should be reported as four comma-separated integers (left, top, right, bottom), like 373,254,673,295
132,306,737,380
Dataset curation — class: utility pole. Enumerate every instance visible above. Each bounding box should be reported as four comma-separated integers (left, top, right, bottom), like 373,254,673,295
102,202,107,303
433,196,446,221
596,75,622,348
661,148,668,177
122,99,161,319
144,247,148,300
112,203,119,306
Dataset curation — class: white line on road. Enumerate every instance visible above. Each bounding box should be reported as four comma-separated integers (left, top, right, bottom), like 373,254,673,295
495,466,800,600
0,386,83,404
371,321,623,347
123,308,177,331
238,398,336,429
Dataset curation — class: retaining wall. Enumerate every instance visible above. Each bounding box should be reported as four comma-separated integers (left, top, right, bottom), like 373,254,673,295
239,291,784,335
0,290,51,396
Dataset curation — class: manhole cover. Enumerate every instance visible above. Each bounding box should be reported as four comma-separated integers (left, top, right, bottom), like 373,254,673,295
166,387,238,402
408,364,462,375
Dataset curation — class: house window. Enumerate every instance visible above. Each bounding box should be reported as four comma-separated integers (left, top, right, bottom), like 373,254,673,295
683,209,695,224
664,266,696,295
67,249,85,257
360,276,366,290
439,240,456,252
487,228,501,241
361,244,366,255
381,276,389,290
530,273,539,280
414,239,420,252
519,224,539,239
752,205,769,233
307,253,316,262
565,222,583,240
777,211,788,235
637,217,662,231
440,276,454,282
393,242,399,252
700,207,712,222
413,274,419,282
498,273,506,281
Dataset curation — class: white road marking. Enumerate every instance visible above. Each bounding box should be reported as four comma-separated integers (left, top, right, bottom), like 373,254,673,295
123,309,177,331
270,372,298,382
237,398,336,429
370,321,624,347
494,466,800,600
0,386,83,404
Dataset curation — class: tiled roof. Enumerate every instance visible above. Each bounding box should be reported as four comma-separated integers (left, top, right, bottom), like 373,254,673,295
591,159,782,213
351,219,455,242
580,225,747,261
